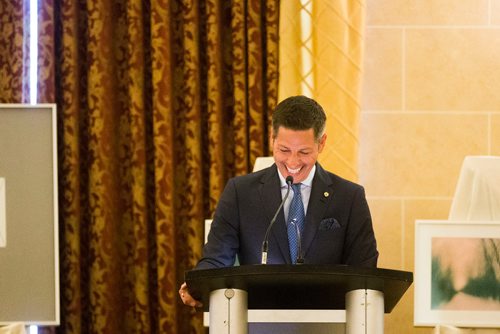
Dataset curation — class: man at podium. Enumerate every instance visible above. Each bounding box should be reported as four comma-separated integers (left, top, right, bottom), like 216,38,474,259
180,95,378,307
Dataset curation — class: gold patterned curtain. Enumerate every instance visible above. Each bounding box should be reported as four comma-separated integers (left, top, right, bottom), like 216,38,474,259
0,0,30,103
279,0,365,181
35,0,278,333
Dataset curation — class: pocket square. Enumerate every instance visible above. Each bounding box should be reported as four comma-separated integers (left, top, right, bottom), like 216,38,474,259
319,218,341,231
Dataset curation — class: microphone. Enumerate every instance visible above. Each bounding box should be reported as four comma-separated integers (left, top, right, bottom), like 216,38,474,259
261,175,294,264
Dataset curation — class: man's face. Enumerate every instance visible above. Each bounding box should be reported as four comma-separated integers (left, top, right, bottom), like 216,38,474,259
272,127,326,184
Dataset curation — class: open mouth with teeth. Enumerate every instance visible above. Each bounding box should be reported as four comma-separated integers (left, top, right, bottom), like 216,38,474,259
286,166,302,174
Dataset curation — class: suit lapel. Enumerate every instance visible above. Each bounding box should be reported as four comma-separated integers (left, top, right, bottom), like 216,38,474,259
302,164,333,257
259,165,291,263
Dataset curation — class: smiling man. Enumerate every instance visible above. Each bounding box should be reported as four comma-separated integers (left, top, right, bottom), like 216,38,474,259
179,95,378,307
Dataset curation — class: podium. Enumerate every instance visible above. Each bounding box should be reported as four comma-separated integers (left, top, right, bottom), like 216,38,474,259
185,264,413,334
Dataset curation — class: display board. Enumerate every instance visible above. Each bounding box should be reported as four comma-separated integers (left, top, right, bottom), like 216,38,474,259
0,104,59,325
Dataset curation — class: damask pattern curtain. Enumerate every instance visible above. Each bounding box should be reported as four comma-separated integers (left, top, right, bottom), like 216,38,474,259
0,0,30,103
35,0,279,333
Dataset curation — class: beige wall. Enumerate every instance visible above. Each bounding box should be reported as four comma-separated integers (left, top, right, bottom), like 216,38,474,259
360,1,500,333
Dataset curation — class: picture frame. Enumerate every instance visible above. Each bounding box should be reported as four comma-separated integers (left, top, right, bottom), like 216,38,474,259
0,104,59,325
414,220,500,327
0,177,5,247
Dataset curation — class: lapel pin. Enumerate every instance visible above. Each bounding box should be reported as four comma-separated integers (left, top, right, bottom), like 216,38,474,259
324,192,330,198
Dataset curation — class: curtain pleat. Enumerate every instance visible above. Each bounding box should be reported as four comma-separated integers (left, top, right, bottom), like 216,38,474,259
313,0,365,181
278,0,365,181
32,0,279,333
204,0,231,212
149,1,178,332
277,0,303,98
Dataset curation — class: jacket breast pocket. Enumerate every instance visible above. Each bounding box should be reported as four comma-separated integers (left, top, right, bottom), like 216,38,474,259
319,218,341,231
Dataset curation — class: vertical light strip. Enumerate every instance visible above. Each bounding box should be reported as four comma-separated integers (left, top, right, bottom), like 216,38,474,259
27,2,45,332
29,0,38,104
300,0,314,96
29,0,40,330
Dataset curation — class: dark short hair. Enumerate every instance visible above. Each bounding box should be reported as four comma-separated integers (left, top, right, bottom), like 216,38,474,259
272,95,326,141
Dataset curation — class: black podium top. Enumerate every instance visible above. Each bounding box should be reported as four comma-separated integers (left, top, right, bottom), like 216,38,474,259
185,264,413,313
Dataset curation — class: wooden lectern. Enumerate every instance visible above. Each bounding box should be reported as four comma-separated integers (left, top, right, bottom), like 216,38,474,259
185,265,412,334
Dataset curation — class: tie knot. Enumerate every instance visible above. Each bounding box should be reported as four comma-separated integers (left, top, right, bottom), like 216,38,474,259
292,183,302,193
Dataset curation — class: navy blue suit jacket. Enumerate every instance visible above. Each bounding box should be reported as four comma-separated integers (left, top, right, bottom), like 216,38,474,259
196,163,378,269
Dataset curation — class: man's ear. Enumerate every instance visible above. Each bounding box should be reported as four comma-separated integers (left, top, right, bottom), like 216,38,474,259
318,133,327,153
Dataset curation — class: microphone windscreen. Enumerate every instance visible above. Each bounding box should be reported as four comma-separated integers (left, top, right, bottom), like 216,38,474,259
286,175,294,184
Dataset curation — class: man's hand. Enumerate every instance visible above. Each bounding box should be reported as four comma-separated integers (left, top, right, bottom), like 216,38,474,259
179,282,203,308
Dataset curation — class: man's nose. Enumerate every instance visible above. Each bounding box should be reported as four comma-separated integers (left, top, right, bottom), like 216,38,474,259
288,152,300,165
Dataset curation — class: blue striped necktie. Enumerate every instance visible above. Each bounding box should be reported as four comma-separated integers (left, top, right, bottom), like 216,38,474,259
287,183,305,264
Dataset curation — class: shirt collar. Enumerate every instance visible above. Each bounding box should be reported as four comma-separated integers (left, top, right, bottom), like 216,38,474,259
278,164,316,188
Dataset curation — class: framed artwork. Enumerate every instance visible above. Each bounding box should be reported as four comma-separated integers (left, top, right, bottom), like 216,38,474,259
0,104,59,325
414,220,500,327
